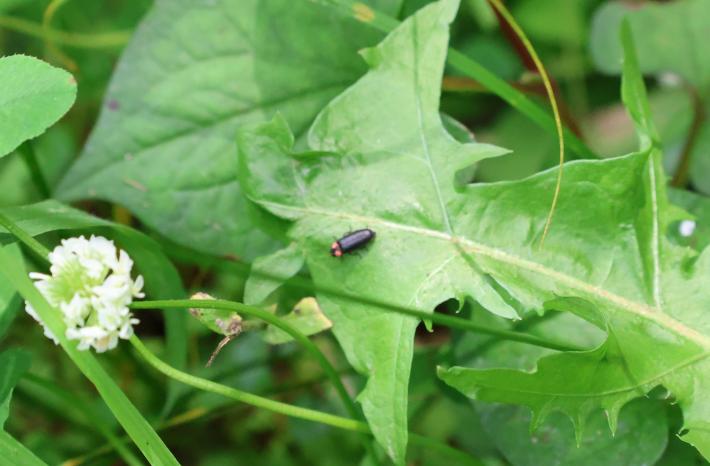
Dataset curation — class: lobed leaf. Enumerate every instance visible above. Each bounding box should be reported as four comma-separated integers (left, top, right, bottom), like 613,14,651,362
238,0,710,461
440,20,710,461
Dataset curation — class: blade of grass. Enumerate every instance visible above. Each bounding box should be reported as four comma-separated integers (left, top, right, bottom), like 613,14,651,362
0,244,179,466
65,369,350,466
17,374,144,466
0,431,47,466
17,142,50,199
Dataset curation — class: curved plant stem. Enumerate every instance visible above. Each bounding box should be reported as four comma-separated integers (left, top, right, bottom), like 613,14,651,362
132,299,381,464
131,336,365,431
486,0,565,248
64,368,354,465
42,0,78,71
0,15,130,49
1,212,582,353
132,299,583,353
130,336,483,466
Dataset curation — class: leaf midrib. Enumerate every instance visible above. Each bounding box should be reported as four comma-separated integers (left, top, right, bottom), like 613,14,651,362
263,200,710,349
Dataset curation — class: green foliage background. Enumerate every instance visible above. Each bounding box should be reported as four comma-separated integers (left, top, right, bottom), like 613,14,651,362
1,0,710,465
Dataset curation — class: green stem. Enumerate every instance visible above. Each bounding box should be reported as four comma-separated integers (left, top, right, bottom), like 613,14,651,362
132,300,382,463
671,85,705,188
134,299,582,352
18,142,51,199
130,336,482,466
65,368,354,466
0,15,130,49
134,300,360,415
131,336,365,431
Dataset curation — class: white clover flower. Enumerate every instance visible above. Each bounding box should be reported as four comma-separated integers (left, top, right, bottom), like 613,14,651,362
25,235,143,353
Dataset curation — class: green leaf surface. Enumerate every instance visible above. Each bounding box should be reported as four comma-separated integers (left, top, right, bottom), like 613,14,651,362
55,0,399,259
589,0,710,194
0,55,76,158
480,400,667,466
245,243,305,305
238,1,508,460
0,200,187,416
453,309,668,466
440,21,710,462
590,0,710,91
686,118,710,195
240,3,710,462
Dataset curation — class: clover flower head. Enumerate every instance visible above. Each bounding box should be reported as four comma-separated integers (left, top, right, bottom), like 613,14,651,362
25,235,143,352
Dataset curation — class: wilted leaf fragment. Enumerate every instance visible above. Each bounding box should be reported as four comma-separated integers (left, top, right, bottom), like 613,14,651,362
189,293,243,338
263,297,332,345
0,55,76,158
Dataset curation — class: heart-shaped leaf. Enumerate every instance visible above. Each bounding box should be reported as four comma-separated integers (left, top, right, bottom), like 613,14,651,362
55,0,400,259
